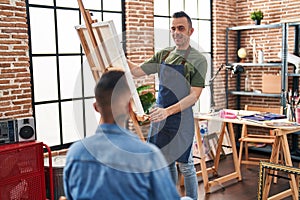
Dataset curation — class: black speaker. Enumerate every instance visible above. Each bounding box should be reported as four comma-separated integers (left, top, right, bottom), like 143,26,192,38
16,117,35,142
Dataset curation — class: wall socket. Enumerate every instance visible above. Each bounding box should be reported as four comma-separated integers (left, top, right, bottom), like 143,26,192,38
0,91,3,97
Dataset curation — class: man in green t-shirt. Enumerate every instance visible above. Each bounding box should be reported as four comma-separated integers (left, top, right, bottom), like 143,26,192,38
128,11,207,200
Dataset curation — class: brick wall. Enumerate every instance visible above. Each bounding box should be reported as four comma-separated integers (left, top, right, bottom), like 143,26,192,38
125,0,155,88
0,0,32,119
125,0,155,134
1,0,300,120
213,0,300,110
212,0,237,110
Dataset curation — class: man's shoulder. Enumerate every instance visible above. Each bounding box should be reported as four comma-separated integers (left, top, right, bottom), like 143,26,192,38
164,46,175,51
190,46,206,60
66,136,95,158
155,47,175,55
66,130,162,158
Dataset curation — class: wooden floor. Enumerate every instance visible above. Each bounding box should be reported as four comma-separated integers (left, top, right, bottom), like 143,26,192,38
179,152,298,200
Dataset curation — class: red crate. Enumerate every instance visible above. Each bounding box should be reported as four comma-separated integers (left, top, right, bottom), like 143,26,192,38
0,141,46,200
0,173,46,200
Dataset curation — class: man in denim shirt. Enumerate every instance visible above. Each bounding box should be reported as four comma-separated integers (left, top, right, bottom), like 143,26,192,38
63,70,190,199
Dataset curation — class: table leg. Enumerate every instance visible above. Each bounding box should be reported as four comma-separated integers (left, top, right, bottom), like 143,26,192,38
194,119,210,193
227,123,242,181
262,134,281,199
213,122,226,171
238,124,247,166
194,120,242,193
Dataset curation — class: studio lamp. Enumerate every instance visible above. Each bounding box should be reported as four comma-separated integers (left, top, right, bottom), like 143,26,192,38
207,63,245,112
209,64,245,83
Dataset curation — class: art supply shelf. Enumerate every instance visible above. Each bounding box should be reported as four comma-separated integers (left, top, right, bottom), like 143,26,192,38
225,22,300,109
225,21,300,159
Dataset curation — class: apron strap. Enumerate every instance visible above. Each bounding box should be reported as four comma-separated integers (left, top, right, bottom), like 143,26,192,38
162,47,176,62
181,46,191,65
162,46,191,65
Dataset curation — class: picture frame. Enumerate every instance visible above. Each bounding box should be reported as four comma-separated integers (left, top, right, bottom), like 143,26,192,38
257,161,300,199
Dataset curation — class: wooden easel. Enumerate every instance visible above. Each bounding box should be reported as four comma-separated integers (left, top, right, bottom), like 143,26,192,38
76,0,146,141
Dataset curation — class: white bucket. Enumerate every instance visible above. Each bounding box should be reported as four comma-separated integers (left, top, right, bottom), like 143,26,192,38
44,155,66,200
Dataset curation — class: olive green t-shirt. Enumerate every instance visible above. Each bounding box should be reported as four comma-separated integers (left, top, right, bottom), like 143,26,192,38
140,46,207,87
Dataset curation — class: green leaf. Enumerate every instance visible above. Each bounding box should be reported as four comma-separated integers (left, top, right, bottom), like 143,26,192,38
137,85,152,94
137,85,156,113
250,9,264,21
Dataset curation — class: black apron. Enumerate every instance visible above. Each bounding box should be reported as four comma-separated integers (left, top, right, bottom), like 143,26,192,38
148,46,195,163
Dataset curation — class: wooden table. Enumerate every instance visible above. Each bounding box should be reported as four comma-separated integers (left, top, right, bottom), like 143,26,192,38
194,111,300,199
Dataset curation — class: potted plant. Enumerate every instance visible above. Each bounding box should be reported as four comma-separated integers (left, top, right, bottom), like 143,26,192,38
250,9,264,25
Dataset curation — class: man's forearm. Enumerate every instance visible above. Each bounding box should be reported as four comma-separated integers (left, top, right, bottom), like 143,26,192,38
166,87,202,116
127,60,146,77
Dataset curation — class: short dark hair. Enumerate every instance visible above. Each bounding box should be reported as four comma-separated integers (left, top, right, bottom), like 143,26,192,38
172,11,192,28
94,70,129,107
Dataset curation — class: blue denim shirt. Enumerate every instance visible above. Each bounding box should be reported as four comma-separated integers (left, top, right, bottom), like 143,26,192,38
63,124,181,200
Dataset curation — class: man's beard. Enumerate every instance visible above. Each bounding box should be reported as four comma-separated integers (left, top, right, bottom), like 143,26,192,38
173,34,188,47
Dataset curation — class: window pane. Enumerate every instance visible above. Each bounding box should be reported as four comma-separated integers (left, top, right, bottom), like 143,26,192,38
84,98,99,137
154,0,169,15
82,0,101,10
29,0,125,148
199,53,211,113
56,0,79,8
190,19,199,49
198,20,211,52
154,17,171,51
170,0,183,15
88,11,102,23
35,103,60,146
57,9,81,54
28,0,53,6
62,101,84,143
29,7,56,54
193,53,211,113
59,56,82,99
199,0,211,19
82,56,96,97
184,0,198,19
103,13,122,35
32,57,58,102
103,0,121,11
202,53,211,81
